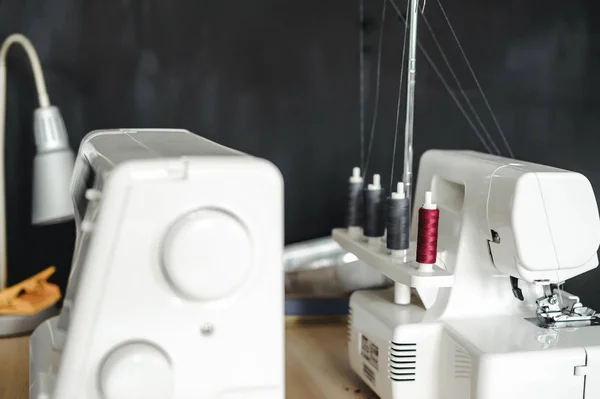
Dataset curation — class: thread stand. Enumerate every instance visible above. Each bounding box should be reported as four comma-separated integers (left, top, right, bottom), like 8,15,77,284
331,229,452,289
335,181,451,308
346,167,364,240
390,249,411,305
341,163,448,307
415,191,439,274
348,226,363,239
385,182,412,304
363,174,385,250
390,248,410,305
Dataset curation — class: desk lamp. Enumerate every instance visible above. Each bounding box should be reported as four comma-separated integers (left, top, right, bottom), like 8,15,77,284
0,33,75,337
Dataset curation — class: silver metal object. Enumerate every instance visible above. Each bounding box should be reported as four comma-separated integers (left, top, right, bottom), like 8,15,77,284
284,236,348,273
284,236,390,297
536,287,597,323
402,0,421,210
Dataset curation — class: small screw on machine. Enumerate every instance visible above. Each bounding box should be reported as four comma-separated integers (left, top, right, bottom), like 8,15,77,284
200,323,214,336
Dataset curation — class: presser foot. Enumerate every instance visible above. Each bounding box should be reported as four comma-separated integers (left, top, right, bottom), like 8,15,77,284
535,286,598,326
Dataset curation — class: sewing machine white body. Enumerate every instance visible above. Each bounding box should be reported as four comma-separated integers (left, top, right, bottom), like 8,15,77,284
29,129,285,399
333,150,600,399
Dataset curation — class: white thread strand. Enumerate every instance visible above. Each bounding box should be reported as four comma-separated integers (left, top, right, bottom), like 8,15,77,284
435,0,514,157
420,12,500,155
363,0,387,180
388,0,494,154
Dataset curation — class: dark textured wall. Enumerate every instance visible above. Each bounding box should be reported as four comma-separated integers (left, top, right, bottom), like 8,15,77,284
2,0,600,307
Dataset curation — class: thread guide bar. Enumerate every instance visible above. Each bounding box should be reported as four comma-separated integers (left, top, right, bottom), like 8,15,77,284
332,228,453,290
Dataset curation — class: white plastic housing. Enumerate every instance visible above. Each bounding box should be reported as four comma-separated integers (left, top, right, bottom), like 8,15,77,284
342,150,600,399
33,106,70,153
486,164,600,282
415,150,600,284
336,151,600,316
31,106,75,225
32,149,75,225
349,288,600,399
29,129,284,399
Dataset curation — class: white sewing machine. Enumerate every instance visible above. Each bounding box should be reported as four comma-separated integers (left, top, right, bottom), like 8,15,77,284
29,129,285,399
333,150,600,399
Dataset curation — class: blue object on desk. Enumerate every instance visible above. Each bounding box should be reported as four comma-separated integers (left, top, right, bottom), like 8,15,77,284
285,298,349,316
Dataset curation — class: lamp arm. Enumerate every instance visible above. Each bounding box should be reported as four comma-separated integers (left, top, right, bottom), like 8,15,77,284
0,34,50,108
0,34,51,289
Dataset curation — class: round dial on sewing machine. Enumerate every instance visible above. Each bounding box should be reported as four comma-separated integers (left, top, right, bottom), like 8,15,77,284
98,342,173,399
161,208,253,301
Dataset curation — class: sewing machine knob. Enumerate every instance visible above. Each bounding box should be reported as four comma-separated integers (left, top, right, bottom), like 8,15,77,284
99,342,173,399
161,209,252,300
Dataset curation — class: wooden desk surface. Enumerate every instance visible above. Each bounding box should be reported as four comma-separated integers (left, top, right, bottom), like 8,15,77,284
0,323,376,399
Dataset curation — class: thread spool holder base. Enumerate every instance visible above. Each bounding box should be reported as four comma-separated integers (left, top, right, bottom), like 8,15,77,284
332,228,453,290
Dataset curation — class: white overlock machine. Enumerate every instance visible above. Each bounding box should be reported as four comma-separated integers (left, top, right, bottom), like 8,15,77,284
29,129,285,399
334,150,600,399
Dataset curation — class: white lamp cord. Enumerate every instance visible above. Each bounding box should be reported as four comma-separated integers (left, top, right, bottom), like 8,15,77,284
0,33,50,290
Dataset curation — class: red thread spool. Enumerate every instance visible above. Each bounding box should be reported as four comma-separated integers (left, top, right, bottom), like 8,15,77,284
416,192,439,265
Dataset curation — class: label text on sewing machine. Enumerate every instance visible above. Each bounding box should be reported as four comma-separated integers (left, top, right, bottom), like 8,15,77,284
363,363,376,386
360,334,379,371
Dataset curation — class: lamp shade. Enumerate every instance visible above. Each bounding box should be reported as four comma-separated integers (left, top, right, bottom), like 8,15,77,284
31,106,75,225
